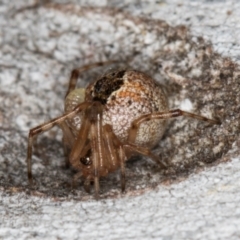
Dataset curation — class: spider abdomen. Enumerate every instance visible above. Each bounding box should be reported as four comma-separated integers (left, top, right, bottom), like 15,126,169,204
86,70,169,148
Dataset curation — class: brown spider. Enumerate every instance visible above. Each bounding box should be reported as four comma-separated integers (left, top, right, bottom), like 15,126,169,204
27,62,219,199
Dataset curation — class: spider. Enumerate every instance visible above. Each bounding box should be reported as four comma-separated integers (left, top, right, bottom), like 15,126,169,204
27,61,219,199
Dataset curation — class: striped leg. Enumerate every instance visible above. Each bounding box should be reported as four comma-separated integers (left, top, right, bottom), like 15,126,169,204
27,102,90,183
128,109,220,145
65,61,118,98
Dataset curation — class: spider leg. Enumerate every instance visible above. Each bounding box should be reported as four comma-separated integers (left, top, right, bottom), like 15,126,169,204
89,102,104,199
103,124,127,192
59,122,75,168
103,125,120,169
72,171,83,189
83,176,92,193
128,108,220,144
72,142,92,191
119,146,126,192
103,124,168,193
103,125,165,192
68,109,92,168
123,143,167,169
27,102,90,184
65,60,118,98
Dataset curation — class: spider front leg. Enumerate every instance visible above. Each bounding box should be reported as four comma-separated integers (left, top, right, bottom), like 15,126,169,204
103,124,127,192
122,109,220,169
103,124,166,192
128,108,220,146
26,102,90,184
65,60,118,98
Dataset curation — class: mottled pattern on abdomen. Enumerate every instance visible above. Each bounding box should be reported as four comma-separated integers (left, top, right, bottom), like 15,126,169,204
86,70,169,148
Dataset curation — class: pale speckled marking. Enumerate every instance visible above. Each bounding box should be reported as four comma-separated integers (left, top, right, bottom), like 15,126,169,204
87,70,169,148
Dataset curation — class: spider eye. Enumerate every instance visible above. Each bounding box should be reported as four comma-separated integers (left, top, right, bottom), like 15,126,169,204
80,149,92,166
80,157,92,166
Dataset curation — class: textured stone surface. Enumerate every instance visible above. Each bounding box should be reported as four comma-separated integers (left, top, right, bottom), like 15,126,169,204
1,0,240,239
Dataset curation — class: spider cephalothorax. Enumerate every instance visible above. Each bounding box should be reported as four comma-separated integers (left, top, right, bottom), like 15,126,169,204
27,62,219,199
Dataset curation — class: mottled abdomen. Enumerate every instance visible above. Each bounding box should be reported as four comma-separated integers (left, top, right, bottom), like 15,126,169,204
85,70,169,148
